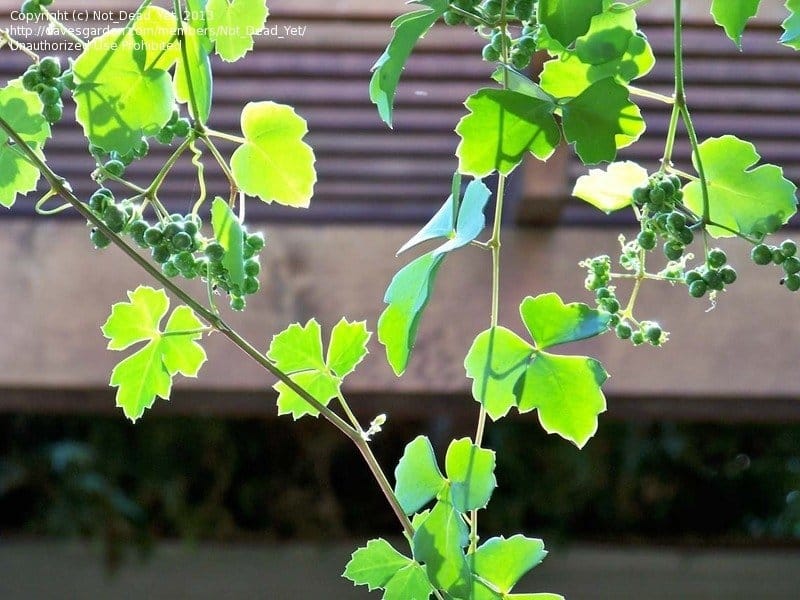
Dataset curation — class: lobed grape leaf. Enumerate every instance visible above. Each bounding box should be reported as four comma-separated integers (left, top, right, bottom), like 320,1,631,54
344,538,413,591
463,294,609,447
174,21,214,124
73,7,177,154
378,252,445,376
445,438,496,513
472,535,547,594
211,197,245,288
370,0,448,127
538,0,604,47
456,88,560,177
412,500,471,596
520,293,611,350
383,563,433,600
683,135,798,239
267,318,370,419
0,80,51,208
781,0,800,49
398,178,491,256
540,8,655,99
206,0,269,62
102,287,207,422
572,161,648,213
394,436,446,515
711,0,761,49
561,78,645,165
231,101,317,207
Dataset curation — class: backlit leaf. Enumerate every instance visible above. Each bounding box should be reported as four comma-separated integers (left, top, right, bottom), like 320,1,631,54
413,500,471,596
343,538,413,591
472,536,547,593
274,369,339,419
211,197,245,288
538,0,603,47
519,293,610,350
174,21,213,123
326,319,371,378
781,0,800,49
445,438,496,513
711,0,761,48
395,436,446,515
572,161,648,213
206,0,269,62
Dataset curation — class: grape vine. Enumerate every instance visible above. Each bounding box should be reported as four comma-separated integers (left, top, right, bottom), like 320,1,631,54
0,0,798,598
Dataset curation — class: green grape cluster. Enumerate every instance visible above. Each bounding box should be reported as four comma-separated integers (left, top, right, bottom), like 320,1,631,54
684,248,737,298
615,319,665,347
20,0,52,16
90,138,150,179
156,110,192,145
86,188,266,311
443,0,538,70
633,173,696,262
21,56,65,123
751,240,800,291
581,254,611,291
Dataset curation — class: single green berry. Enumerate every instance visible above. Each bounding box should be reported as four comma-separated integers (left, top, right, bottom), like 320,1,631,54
162,261,180,278
152,244,171,264
162,222,182,240
772,248,786,265
443,10,464,25
631,331,645,346
689,280,707,298
21,1,42,16
42,102,63,123
751,243,773,266
648,186,665,204
174,251,195,272
780,240,797,257
243,277,260,295
703,269,724,291
595,287,611,300
90,228,111,249
183,220,199,237
129,219,149,244
246,232,266,252
482,44,501,62
38,57,61,79
144,227,163,247
133,138,150,158
658,178,675,197
783,256,800,275
616,323,632,340
676,227,694,246
38,85,60,105
645,325,662,345
102,204,126,233
21,69,42,91
204,242,225,262
172,118,191,138
517,35,537,53
230,296,246,312
637,230,657,251
707,248,727,269
785,274,800,292
685,270,703,285
602,298,620,314
632,186,648,205
172,231,193,251
666,211,686,231
664,241,684,261
244,259,260,277
156,128,175,145
104,159,125,177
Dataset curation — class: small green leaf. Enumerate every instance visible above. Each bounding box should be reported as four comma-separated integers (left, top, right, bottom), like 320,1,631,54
538,0,604,47
517,353,608,448
413,500,471,596
572,161,648,213
395,436,446,515
445,438,496,513
274,369,339,419
464,327,532,421
211,197,245,288
561,78,645,165
326,318,371,378
491,66,554,103
73,7,176,154
0,80,51,207
384,563,434,600
231,101,317,207
519,293,610,350
456,88,560,177
711,0,761,48
174,21,213,124
370,0,448,127
683,135,798,239
206,0,269,62
102,287,207,422
378,252,445,376
472,536,547,593
540,8,654,99
267,319,326,374
781,0,800,49
343,538,413,591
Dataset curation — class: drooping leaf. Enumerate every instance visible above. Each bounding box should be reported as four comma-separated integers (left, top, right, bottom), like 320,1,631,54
73,7,176,154
540,8,655,98
711,0,761,48
683,135,798,239
231,101,317,207
326,319,371,378
444,438,496,513
174,21,213,123
395,436,446,515
384,563,434,600
102,287,207,421
519,293,610,350
471,536,547,594
378,252,445,376
206,0,269,62
370,0,448,127
781,0,800,49
0,80,51,208
412,500,471,596
274,369,340,419
538,0,604,47
456,88,560,177
267,319,326,373
464,327,532,421
572,161,648,213
211,197,245,288
561,78,645,165
343,538,413,591
517,353,608,448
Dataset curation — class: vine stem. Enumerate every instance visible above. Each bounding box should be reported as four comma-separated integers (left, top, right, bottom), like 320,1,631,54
627,85,674,105
42,8,86,47
0,113,415,543
0,29,39,61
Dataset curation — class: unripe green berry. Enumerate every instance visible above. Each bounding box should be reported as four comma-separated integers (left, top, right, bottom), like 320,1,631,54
703,269,724,291
443,10,464,25
615,323,632,340
785,274,800,292
22,69,43,91
230,296,246,311
689,280,707,298
243,277,260,295
676,227,694,246
172,118,191,138
783,256,800,275
720,266,738,285
38,85,60,105
685,270,702,285
39,57,61,79
104,159,125,177
631,331,645,346
42,102,63,123
162,222,182,240
172,231,193,251
162,261,180,278
90,228,111,249
664,241,683,261
244,259,260,277
645,325,662,345
637,230,657,250
152,244,171,264
772,248,786,265
204,242,225,262
482,44,501,62
751,243,773,265
246,232,266,252
144,227,163,247
707,248,727,269
780,240,797,257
